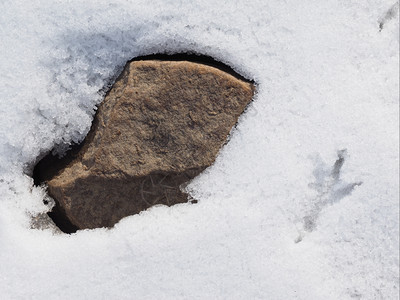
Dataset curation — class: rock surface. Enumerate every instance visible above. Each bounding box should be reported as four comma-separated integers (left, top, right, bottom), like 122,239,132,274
39,59,255,230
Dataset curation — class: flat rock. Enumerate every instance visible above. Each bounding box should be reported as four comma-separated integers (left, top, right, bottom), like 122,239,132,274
40,59,255,230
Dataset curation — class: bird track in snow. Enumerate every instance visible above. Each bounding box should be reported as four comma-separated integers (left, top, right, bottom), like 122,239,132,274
295,149,362,243
379,1,399,31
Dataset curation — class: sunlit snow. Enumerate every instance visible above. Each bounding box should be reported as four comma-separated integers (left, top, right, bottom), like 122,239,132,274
0,0,398,299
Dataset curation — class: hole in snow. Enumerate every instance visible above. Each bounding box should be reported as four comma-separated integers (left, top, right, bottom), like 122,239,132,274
33,53,256,234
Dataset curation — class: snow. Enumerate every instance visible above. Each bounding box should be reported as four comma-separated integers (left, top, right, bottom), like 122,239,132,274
0,0,398,299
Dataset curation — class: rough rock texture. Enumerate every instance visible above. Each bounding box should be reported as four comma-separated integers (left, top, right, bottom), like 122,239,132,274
39,59,255,230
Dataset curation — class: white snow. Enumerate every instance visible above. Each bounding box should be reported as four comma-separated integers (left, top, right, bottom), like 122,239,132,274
0,0,398,299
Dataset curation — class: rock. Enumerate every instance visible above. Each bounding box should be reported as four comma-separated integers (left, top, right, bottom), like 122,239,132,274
38,59,255,230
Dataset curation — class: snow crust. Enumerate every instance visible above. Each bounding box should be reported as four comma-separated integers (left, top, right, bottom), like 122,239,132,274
0,0,398,299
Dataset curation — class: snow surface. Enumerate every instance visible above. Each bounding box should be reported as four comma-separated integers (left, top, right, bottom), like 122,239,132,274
0,0,398,299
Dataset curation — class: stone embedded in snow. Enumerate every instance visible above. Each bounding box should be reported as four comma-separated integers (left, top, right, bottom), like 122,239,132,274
39,59,255,230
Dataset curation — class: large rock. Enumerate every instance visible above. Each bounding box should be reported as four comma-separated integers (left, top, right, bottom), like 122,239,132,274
39,59,255,230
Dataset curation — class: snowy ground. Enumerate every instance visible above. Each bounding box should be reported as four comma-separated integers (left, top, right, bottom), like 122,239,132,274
0,0,398,299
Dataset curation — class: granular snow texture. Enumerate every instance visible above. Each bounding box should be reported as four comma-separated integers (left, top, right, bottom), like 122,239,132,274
0,0,398,299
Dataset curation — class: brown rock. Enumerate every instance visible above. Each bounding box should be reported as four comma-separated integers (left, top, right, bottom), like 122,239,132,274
41,59,255,230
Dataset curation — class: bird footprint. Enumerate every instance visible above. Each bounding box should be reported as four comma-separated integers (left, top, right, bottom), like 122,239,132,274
296,149,362,243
